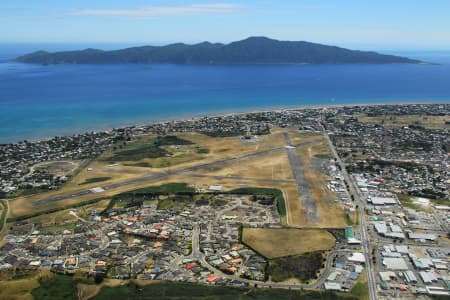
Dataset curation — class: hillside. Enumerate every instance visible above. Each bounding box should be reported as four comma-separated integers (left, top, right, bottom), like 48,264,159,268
16,37,420,64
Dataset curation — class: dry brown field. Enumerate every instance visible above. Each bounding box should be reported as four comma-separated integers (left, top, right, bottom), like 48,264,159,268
295,133,347,228
356,114,450,129
242,228,335,259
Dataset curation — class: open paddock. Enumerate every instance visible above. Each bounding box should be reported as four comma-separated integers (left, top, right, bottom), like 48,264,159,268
356,114,450,129
242,227,335,259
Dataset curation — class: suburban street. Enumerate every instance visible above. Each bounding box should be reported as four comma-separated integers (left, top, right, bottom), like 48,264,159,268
187,219,348,290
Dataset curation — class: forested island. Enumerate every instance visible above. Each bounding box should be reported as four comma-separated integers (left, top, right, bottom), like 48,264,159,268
16,36,420,65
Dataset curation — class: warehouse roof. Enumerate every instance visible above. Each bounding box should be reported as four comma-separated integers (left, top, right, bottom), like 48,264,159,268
382,257,409,270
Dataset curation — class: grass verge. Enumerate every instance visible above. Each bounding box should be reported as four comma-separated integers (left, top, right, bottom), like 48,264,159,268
350,271,369,300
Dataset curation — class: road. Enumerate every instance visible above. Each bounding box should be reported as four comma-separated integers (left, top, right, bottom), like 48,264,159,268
191,223,202,261
282,132,319,222
0,199,9,235
323,131,377,300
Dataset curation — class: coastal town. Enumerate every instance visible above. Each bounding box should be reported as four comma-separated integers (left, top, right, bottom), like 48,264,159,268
0,103,449,300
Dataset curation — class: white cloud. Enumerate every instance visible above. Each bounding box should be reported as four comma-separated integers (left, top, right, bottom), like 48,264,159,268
73,3,242,18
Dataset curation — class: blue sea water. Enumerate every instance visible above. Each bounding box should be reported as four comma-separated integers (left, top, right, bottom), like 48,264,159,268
0,47,449,143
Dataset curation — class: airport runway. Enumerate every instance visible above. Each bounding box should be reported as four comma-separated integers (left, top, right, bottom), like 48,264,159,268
32,144,291,207
282,132,319,223
32,139,321,207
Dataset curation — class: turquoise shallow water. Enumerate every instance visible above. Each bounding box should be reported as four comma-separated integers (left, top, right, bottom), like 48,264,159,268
0,50,449,143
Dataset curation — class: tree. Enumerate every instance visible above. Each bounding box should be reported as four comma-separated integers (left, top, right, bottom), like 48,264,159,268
94,274,104,284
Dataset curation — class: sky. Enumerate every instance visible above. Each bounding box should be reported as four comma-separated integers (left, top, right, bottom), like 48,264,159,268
1,0,450,50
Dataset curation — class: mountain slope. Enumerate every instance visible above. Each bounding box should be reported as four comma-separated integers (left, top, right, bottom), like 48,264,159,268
16,37,420,64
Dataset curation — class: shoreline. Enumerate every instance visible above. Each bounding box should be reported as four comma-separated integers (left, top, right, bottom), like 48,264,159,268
3,100,448,145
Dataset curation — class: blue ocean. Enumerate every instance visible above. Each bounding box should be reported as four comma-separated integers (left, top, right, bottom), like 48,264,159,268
1,45,449,143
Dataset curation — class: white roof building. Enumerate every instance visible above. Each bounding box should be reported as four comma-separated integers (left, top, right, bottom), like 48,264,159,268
389,223,403,233
404,270,418,283
370,197,398,205
395,245,409,254
374,222,387,234
419,271,439,284
208,185,223,192
435,205,450,210
348,252,366,263
90,187,105,193
379,271,397,281
385,232,406,239
426,286,450,296
324,282,342,291
382,257,409,270
408,232,437,241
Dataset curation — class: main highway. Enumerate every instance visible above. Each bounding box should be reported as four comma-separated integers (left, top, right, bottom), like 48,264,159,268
323,131,377,300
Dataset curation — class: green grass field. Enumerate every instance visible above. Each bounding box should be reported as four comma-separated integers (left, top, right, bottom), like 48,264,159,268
104,135,194,162
124,183,196,195
93,281,356,300
79,177,112,185
102,183,196,212
267,252,325,283
397,193,449,212
29,276,359,300
350,282,369,300
31,275,77,300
